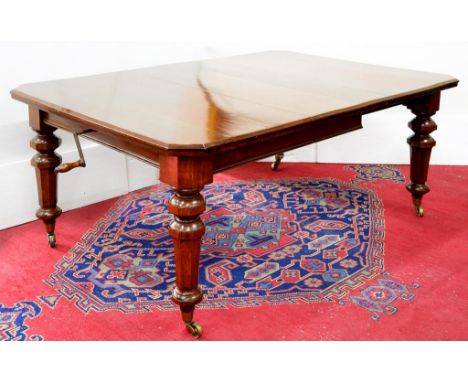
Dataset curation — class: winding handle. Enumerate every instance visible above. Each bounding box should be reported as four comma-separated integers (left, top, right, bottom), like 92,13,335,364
56,159,85,173
54,132,87,173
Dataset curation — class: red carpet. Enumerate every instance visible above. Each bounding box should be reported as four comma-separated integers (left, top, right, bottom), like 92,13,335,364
0,163,467,340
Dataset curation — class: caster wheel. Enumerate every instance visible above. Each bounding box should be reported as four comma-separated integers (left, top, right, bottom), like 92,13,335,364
185,321,203,339
415,205,424,218
48,233,56,248
271,153,284,171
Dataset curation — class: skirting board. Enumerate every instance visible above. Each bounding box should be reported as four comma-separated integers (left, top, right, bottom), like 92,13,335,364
0,144,158,230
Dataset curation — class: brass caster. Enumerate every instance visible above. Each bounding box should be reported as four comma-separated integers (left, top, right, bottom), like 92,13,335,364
185,321,203,339
271,153,284,171
412,198,424,218
415,205,424,218
48,233,56,248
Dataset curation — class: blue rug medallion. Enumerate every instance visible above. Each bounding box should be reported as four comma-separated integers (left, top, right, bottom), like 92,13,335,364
47,178,385,313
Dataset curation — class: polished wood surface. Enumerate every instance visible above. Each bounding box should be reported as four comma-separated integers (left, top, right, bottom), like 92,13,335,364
11,51,459,338
11,51,458,150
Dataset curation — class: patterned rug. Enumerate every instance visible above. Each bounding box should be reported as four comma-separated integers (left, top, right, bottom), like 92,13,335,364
46,176,386,312
0,300,43,341
2,163,467,340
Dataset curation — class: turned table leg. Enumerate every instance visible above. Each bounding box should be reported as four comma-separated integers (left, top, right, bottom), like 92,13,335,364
168,188,205,338
160,154,213,338
29,109,62,247
405,93,440,217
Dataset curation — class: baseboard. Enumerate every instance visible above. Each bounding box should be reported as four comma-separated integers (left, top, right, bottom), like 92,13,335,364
0,145,158,230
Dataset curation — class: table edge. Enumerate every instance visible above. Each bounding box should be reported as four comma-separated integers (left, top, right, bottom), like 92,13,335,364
10,77,459,152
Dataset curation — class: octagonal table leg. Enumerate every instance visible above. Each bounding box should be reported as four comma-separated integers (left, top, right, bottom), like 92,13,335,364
29,107,62,247
160,154,213,338
405,93,440,217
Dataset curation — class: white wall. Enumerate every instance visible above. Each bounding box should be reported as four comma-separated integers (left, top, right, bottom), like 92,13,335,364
1,42,466,229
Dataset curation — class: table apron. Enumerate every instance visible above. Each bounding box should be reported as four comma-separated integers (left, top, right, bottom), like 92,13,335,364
43,112,161,166
211,114,363,173
42,110,363,172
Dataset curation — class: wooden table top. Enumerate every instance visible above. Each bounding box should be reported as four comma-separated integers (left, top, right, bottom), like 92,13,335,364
11,51,458,150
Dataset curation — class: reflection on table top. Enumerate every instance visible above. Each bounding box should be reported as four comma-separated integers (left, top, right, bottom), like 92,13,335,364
11,51,458,149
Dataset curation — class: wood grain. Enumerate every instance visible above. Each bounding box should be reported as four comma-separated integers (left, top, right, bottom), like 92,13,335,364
11,51,458,151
